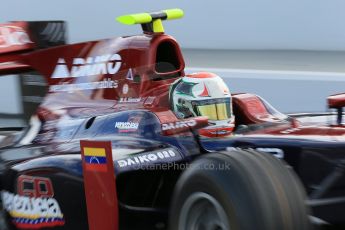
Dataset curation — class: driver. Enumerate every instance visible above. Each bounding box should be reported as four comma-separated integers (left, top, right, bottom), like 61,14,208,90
169,72,235,137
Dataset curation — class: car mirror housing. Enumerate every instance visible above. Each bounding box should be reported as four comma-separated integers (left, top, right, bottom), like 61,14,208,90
327,93,345,124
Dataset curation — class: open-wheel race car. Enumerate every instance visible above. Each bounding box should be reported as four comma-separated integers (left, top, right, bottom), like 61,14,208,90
0,8,344,230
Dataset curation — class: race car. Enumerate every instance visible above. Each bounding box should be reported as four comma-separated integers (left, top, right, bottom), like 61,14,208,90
0,8,343,230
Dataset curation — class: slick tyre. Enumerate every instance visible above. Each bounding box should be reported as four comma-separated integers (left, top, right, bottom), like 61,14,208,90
169,149,311,230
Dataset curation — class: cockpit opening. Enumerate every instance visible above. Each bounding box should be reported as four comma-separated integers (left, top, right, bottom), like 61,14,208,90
155,40,181,75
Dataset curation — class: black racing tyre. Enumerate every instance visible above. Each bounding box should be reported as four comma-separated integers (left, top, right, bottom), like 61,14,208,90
169,149,312,230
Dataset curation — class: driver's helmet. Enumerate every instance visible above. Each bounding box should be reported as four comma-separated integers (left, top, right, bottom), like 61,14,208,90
169,72,235,137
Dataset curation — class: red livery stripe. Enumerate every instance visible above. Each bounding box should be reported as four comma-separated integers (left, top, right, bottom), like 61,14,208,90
14,220,65,229
85,163,108,172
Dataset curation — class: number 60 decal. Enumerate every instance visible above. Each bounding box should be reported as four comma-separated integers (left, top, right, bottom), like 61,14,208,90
17,175,54,198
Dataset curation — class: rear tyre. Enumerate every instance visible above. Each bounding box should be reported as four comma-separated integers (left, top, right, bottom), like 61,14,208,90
169,149,312,230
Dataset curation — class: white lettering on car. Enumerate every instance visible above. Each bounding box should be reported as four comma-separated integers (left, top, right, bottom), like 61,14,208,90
51,54,122,78
115,122,139,130
0,26,33,48
119,97,142,103
162,119,197,131
49,78,118,92
116,149,178,168
1,191,65,228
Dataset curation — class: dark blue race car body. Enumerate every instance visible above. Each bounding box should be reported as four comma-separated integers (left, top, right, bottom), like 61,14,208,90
0,9,344,230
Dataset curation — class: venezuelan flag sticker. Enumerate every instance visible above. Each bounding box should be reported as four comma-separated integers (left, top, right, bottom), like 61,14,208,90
83,147,107,172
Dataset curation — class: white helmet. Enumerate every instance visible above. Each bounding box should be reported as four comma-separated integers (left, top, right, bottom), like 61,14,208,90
169,72,235,137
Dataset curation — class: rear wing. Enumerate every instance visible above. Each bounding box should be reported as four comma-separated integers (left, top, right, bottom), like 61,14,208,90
0,21,67,75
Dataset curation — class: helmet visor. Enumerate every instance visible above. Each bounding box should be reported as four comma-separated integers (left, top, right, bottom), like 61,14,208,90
191,98,232,120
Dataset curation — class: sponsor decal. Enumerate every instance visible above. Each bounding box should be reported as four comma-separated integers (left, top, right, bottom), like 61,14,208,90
17,175,54,198
2,191,64,229
210,130,231,135
256,148,284,159
49,78,118,92
126,68,134,81
0,25,33,48
122,83,129,94
162,119,197,131
1,175,64,229
51,54,122,78
115,122,139,133
119,97,141,103
83,147,108,172
115,115,142,133
144,96,156,105
116,149,179,168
